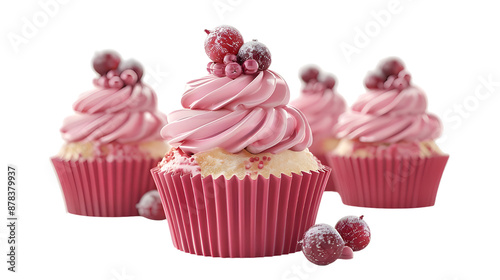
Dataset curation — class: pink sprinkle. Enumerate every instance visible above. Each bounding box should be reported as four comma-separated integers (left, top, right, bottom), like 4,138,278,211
263,156,267,160
255,157,259,161
249,158,254,162
267,157,271,161
258,163,264,169
245,163,251,170
259,161,263,165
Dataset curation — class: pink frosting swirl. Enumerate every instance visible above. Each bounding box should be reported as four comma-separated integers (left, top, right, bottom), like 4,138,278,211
61,76,167,143
335,86,442,143
291,81,346,141
161,70,312,154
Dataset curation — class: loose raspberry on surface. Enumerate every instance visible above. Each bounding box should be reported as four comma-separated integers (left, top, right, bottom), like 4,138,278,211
335,215,371,252
301,224,345,266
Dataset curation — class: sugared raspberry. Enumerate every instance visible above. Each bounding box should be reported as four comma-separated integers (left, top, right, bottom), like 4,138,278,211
380,57,405,77
335,215,371,251
237,40,272,71
204,25,244,63
92,50,121,76
300,66,320,83
301,224,345,266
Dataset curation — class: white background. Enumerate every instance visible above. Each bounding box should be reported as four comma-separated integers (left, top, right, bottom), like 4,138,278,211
1,0,499,279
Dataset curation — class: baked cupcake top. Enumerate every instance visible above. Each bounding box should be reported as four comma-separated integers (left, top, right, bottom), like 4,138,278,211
61,51,167,144
291,66,346,141
161,25,312,155
335,58,442,143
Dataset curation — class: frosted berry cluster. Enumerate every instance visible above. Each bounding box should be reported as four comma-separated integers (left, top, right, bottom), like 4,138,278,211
301,215,371,266
364,57,412,90
204,25,272,79
92,50,144,88
300,65,337,90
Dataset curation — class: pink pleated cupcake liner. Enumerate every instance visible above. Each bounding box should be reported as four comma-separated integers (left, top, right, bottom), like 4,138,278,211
51,157,161,217
328,155,448,208
151,166,331,258
315,153,337,192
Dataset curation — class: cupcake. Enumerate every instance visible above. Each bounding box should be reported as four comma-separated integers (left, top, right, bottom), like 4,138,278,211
328,58,448,208
151,25,331,258
51,51,168,217
291,66,346,191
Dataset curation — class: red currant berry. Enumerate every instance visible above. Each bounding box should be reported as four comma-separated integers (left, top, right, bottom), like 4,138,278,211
242,59,259,74
136,190,166,220
301,224,345,266
223,53,237,65
108,76,124,88
106,70,119,79
204,25,244,63
225,62,242,79
335,215,371,252
92,50,121,76
398,70,412,83
120,69,139,86
118,59,144,81
212,63,226,77
207,62,215,74
237,40,271,71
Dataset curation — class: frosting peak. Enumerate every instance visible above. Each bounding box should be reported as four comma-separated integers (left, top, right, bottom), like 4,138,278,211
335,85,442,143
161,70,312,154
61,81,167,144
291,80,346,141
181,70,289,110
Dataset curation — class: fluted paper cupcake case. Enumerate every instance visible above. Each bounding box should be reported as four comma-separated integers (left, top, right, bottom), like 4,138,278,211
51,157,161,217
314,153,337,192
151,166,331,258
328,155,449,208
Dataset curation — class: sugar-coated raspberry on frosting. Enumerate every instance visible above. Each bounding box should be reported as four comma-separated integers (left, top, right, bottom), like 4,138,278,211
60,51,167,144
334,58,442,143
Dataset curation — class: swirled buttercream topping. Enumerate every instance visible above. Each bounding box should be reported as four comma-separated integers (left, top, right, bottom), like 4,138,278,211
61,76,167,144
161,70,312,154
291,81,346,141
335,86,442,143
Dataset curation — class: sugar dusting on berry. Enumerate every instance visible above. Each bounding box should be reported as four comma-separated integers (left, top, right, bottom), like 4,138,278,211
205,25,244,63
301,224,345,266
335,215,371,252
237,40,272,71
